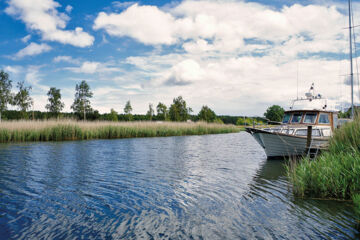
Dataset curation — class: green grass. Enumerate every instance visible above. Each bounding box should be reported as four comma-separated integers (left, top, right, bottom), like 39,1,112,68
0,120,240,143
353,194,360,214
287,118,360,211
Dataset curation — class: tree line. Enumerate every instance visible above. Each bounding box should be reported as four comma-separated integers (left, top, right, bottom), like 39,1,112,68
0,70,225,123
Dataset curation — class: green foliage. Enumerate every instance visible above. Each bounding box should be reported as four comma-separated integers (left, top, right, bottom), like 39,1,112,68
146,103,154,121
71,80,93,120
14,81,33,119
45,87,64,118
156,102,168,121
169,96,192,121
338,106,360,118
287,118,360,207
198,105,216,122
0,122,240,143
287,150,360,199
236,117,263,126
213,118,224,124
124,100,133,121
236,117,252,126
353,194,360,214
109,108,118,121
0,70,13,121
264,105,284,122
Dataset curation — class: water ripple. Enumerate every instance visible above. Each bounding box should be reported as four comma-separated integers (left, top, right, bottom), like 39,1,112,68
0,133,359,239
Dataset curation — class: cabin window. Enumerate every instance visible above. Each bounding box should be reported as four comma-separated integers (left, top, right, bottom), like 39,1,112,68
333,114,338,128
282,113,291,123
281,129,295,135
291,113,302,123
304,113,317,123
322,129,331,137
312,129,321,136
295,129,321,136
319,113,330,124
295,129,307,136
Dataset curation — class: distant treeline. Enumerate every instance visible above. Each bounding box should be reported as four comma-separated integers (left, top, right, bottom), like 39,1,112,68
0,110,262,125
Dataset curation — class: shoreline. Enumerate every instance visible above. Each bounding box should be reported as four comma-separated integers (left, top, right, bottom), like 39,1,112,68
0,120,240,143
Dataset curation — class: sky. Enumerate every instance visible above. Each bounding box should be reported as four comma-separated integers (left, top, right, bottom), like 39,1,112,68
0,0,360,116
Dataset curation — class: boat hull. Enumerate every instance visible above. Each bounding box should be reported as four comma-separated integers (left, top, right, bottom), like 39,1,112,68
246,128,328,159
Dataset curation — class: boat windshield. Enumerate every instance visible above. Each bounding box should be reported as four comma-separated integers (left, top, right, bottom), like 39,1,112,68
295,129,321,136
304,113,317,123
291,113,303,123
319,113,330,124
282,113,291,123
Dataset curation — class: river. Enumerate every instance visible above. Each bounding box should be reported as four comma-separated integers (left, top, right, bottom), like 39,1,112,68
0,132,358,239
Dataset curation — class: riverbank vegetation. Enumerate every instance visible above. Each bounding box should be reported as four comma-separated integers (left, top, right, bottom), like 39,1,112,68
0,120,240,143
287,118,360,210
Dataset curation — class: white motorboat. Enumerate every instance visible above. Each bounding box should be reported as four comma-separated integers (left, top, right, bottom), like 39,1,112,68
246,85,338,159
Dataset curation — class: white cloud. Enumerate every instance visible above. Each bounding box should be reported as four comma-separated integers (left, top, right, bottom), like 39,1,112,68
65,61,123,74
21,34,31,43
65,5,72,13
163,59,205,86
4,66,21,74
53,55,80,64
5,0,94,47
112,1,137,9
69,61,100,74
93,4,177,45
13,42,52,59
93,1,347,56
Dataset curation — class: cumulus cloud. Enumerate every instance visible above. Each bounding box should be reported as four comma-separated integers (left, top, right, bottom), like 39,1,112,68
164,59,204,86
93,4,177,45
5,0,94,47
13,42,52,59
65,61,123,74
93,1,347,56
53,55,80,64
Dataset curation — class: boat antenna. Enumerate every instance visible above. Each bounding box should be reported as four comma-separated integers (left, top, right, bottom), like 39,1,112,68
351,3,360,113
297,61,299,100
348,0,354,119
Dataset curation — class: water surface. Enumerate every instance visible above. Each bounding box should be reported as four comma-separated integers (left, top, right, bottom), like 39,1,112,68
0,132,358,239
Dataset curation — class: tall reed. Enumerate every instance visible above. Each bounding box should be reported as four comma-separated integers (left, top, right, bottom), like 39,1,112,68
287,119,360,211
0,120,239,143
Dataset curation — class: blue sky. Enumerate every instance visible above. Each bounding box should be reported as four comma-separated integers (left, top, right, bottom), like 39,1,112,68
0,0,359,116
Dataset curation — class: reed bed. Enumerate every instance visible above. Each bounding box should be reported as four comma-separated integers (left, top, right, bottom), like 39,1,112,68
0,120,239,143
287,119,360,211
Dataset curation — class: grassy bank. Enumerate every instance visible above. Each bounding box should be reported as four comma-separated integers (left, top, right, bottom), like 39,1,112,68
287,118,360,210
0,120,240,143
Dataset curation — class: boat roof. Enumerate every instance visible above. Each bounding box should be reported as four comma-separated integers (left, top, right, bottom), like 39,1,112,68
285,109,338,114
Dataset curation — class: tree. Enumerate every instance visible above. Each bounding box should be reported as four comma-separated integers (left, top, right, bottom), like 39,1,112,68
45,87,64,119
264,105,285,122
169,96,192,121
156,102,168,121
0,70,13,122
198,105,216,122
71,80,93,120
109,108,118,121
14,81,33,119
146,103,154,121
236,117,256,126
124,100,133,121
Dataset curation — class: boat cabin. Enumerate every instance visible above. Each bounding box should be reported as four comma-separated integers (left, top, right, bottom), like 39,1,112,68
281,110,338,130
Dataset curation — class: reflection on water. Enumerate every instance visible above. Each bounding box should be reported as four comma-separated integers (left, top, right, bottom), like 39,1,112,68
0,132,358,239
